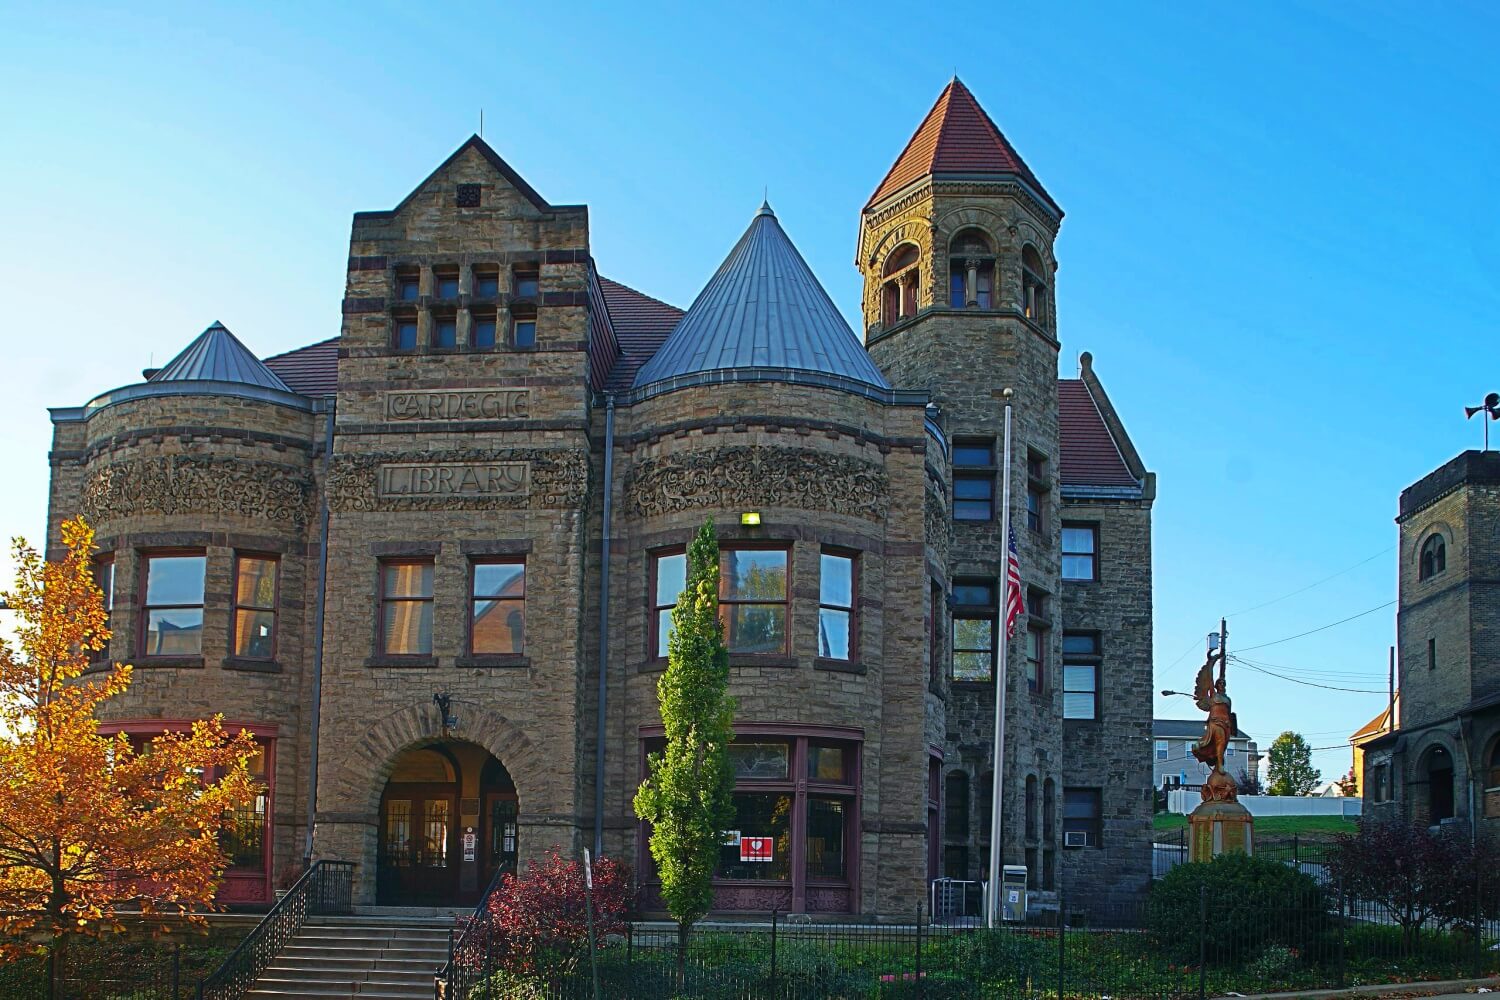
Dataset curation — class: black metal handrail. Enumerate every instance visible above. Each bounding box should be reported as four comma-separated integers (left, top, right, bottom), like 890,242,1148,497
196,859,355,1000
435,865,510,1000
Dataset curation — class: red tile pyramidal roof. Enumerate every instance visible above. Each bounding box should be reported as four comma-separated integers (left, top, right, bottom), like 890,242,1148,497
866,77,1059,215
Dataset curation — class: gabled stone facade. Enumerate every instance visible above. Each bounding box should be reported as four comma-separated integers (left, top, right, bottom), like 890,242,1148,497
45,81,1155,916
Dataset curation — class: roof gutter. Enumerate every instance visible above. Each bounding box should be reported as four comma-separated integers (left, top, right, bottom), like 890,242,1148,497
303,399,335,865
592,393,616,860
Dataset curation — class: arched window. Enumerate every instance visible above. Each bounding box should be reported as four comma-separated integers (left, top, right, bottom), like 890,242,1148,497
948,230,995,309
881,245,921,326
1022,245,1049,325
944,771,969,836
1042,778,1056,842
1419,534,1447,580
1025,774,1038,840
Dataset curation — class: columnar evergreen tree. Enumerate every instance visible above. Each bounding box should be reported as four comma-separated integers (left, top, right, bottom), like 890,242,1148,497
0,518,259,996
633,520,736,988
1266,731,1320,796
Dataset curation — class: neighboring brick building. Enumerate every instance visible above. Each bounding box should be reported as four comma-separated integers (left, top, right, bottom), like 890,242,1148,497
1362,450,1500,832
44,79,1155,914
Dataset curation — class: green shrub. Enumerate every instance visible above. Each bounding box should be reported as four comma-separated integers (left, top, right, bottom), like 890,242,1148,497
1149,852,1330,964
1247,943,1300,982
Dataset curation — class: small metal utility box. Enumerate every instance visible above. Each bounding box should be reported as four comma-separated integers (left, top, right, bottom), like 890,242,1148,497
1000,864,1028,922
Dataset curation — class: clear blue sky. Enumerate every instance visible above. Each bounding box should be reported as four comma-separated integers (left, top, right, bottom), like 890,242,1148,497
4,2,1498,782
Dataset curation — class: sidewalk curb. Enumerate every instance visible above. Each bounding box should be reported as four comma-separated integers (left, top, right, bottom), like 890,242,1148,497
1220,976,1500,1000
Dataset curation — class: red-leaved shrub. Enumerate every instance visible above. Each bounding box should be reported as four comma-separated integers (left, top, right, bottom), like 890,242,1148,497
467,847,629,982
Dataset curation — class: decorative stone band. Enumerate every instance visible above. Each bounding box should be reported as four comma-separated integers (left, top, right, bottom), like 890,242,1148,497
328,447,587,512
623,445,890,523
81,456,316,530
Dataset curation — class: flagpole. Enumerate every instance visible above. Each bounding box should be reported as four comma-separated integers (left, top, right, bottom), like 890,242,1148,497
987,388,1014,928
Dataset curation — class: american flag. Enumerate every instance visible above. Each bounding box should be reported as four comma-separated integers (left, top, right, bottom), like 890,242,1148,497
1004,527,1026,638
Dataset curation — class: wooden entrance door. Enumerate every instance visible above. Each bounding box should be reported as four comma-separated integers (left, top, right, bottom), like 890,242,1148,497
378,784,458,905
481,793,520,890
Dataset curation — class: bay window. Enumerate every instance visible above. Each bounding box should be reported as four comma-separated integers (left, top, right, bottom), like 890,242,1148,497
140,552,206,656
232,554,278,660
645,728,861,912
719,547,788,654
818,551,855,660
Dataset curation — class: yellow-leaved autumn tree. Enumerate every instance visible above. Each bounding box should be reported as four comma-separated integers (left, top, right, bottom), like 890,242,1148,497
0,517,259,986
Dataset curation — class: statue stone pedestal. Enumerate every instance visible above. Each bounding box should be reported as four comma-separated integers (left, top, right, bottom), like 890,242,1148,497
1188,799,1254,861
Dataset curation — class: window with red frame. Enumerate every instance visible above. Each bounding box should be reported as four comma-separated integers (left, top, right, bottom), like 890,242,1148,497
470,560,525,655
232,555,278,660
817,551,855,661
140,553,206,656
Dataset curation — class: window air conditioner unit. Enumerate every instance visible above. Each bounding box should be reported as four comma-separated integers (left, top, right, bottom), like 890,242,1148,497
1063,831,1089,848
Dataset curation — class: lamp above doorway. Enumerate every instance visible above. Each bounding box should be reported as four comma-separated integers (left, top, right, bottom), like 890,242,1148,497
433,692,459,733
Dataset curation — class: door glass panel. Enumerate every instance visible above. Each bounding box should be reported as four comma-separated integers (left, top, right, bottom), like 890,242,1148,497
384,800,412,867
422,799,450,868
490,799,518,876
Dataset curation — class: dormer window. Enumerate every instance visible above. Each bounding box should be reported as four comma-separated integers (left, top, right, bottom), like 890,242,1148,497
1022,245,1049,325
1419,533,1447,580
948,230,994,309
880,244,920,326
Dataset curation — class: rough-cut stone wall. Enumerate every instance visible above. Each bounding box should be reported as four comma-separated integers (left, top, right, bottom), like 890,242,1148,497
1059,496,1153,906
600,382,937,916
311,145,596,905
47,391,321,898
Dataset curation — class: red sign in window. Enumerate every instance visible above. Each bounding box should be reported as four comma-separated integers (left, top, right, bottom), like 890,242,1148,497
740,837,774,863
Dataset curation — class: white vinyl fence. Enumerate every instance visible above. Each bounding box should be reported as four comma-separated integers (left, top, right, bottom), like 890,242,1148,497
1166,789,1363,817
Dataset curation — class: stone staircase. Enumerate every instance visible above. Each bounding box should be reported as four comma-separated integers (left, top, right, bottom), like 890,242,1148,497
245,915,453,998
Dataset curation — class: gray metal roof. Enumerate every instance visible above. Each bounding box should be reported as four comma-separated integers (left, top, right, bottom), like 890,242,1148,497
632,203,890,392
150,322,293,392
1154,719,1253,742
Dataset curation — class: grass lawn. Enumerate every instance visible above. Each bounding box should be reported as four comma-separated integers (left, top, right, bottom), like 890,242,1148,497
1153,812,1357,839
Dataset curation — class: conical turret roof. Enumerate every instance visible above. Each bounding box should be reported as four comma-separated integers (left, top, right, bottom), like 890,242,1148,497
633,204,890,393
150,321,293,392
866,77,1059,216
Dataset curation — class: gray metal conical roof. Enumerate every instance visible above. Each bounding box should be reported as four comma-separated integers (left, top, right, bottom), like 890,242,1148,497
632,204,890,392
150,322,292,392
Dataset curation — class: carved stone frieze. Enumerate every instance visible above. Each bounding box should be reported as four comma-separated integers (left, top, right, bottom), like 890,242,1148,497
81,456,315,530
328,447,587,512
623,446,889,523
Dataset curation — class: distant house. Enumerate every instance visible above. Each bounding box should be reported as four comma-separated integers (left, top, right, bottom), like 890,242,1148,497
1349,697,1397,800
1153,719,1259,792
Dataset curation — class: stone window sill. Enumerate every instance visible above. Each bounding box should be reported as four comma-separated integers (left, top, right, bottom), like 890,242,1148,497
223,657,283,673
456,654,529,669
364,655,438,669
128,656,205,670
728,654,798,669
814,658,866,675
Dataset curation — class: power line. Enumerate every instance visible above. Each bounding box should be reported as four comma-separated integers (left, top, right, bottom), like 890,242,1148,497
1231,655,1388,694
1233,654,1385,681
1155,634,1207,678
1235,600,1396,653
1225,545,1395,618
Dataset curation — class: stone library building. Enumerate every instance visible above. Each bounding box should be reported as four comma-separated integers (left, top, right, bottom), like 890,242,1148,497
45,79,1155,916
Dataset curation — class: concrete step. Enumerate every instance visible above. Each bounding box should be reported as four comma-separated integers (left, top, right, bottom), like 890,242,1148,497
249,913,454,998
281,943,445,961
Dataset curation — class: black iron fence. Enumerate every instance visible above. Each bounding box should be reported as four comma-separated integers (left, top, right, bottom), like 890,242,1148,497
195,859,354,1000
440,883,1500,1000
0,936,189,1000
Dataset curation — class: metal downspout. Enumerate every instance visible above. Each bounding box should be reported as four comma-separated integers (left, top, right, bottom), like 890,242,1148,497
593,394,616,860
304,404,335,865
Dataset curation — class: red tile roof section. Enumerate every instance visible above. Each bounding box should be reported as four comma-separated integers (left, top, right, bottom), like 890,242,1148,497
263,337,338,396
866,78,1058,214
597,277,684,391
1058,379,1139,489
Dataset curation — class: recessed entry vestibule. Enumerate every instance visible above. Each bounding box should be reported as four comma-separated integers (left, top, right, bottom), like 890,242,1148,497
377,740,518,906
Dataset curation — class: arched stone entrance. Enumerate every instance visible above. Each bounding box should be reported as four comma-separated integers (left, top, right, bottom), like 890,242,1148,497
376,740,518,906
1418,745,1456,826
